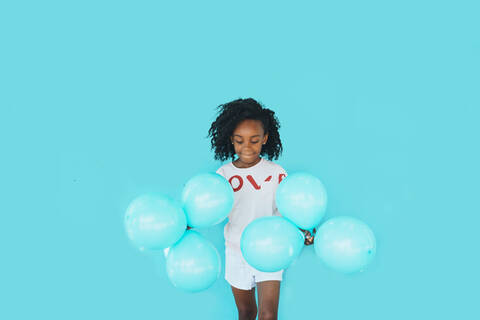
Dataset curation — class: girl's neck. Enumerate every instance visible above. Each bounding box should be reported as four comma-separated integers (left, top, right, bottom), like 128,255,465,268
232,157,262,169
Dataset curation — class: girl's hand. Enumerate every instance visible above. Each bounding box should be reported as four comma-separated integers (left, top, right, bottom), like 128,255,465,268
300,228,316,246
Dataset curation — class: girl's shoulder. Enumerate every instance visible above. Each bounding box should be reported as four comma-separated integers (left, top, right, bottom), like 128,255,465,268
215,161,231,177
262,158,287,174
216,158,286,175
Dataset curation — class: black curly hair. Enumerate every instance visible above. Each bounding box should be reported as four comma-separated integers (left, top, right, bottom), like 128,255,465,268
206,98,283,162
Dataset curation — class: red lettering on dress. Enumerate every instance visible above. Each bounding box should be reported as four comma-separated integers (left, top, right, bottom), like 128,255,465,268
227,173,286,192
229,175,243,192
246,175,261,190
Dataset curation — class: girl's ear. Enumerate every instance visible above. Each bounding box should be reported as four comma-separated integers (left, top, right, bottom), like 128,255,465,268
263,133,269,144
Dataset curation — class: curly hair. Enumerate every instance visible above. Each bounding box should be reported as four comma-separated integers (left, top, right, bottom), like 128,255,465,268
206,98,283,162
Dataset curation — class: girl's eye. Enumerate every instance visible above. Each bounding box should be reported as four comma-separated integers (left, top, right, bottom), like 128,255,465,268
236,141,259,144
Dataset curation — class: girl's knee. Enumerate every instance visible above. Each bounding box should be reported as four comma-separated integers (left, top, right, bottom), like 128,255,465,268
259,310,277,320
238,307,257,320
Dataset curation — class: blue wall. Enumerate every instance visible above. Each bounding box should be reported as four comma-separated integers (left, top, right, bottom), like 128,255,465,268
1,0,479,319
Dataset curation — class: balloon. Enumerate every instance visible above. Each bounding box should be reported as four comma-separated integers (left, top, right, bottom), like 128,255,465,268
181,172,234,228
314,216,376,274
166,230,221,292
163,247,170,258
275,172,328,229
240,216,304,272
124,194,186,251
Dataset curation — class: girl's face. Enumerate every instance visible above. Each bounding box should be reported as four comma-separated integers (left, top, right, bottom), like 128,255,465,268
230,119,268,165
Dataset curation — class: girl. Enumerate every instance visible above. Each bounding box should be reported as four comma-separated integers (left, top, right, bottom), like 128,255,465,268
204,98,314,320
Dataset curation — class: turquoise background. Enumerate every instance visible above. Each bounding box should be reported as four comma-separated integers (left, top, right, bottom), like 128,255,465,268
1,0,479,319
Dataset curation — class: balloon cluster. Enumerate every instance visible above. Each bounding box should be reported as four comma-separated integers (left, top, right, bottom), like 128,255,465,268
124,171,377,293
124,173,234,293
241,172,376,274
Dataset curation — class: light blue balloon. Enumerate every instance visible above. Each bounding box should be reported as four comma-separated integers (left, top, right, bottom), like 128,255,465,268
275,172,328,229
314,216,376,274
181,172,234,228
240,216,305,272
166,230,221,292
124,194,187,251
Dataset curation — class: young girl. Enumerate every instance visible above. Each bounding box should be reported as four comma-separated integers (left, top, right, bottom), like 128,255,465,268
205,98,314,320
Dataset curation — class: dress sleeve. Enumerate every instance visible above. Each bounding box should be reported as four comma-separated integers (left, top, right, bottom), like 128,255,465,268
216,167,224,178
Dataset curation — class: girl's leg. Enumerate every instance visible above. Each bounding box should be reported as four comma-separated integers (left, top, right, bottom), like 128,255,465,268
231,285,258,320
257,280,280,320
